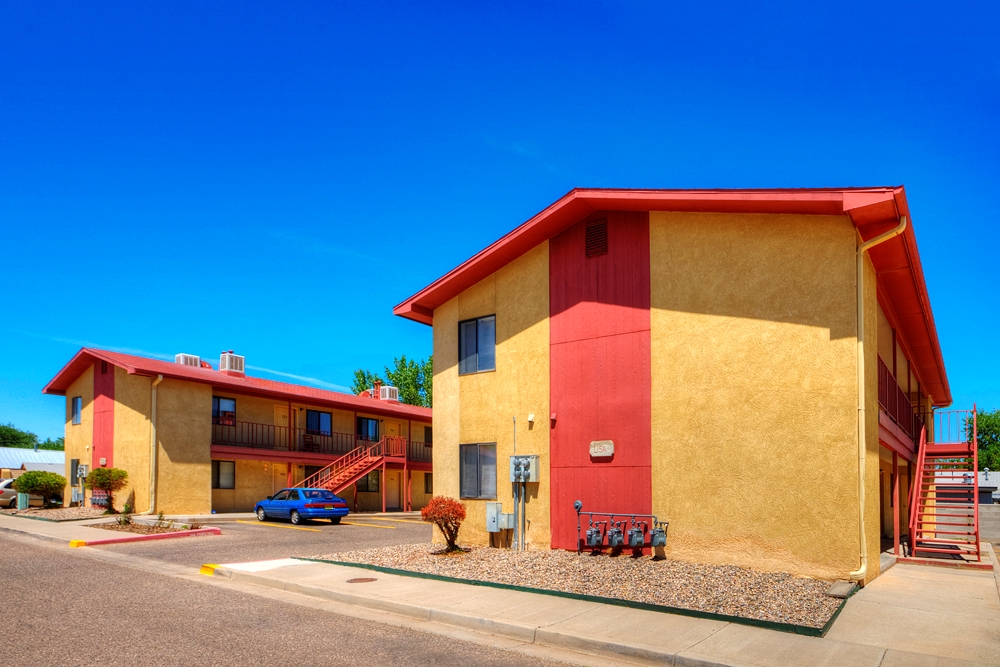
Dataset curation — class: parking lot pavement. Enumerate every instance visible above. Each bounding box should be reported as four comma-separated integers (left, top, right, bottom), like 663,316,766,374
95,514,432,566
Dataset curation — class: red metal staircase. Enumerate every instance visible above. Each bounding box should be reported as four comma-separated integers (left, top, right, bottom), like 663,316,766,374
293,436,406,495
908,408,981,563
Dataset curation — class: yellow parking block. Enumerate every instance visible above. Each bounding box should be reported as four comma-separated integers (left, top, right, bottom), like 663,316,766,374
199,563,219,576
341,521,395,529
69,540,87,548
235,520,321,532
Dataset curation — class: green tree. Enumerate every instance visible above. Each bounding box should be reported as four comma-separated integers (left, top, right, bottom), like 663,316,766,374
352,355,432,408
0,423,64,450
974,408,1000,471
13,470,67,506
85,468,129,513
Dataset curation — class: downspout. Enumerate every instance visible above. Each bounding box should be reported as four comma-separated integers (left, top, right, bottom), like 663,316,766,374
139,374,164,515
849,216,907,581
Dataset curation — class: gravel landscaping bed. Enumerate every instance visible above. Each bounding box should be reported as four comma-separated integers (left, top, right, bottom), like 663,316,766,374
92,523,188,535
1,507,106,521
314,544,842,629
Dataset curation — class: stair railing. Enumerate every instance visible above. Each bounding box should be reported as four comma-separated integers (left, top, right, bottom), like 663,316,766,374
908,425,927,555
295,438,382,490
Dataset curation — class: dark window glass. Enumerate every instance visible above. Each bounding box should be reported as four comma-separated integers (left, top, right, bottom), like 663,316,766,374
424,472,433,494
356,417,379,441
287,489,300,501
306,410,332,436
303,490,336,500
459,316,496,375
272,490,289,501
212,461,235,489
425,426,433,446
356,471,379,492
70,459,79,487
212,397,236,426
71,397,82,425
460,443,497,499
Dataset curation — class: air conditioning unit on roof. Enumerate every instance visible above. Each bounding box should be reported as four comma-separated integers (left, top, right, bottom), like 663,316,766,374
219,350,245,377
175,353,201,367
380,385,399,403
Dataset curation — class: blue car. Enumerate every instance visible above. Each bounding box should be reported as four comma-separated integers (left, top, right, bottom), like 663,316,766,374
255,488,350,525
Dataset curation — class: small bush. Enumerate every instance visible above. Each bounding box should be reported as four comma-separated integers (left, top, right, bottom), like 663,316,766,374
421,496,466,552
85,468,128,513
13,471,66,506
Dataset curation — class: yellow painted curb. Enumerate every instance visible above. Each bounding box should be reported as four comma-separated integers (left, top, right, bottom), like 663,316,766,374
342,521,395,529
199,563,219,576
69,540,87,548
235,520,321,532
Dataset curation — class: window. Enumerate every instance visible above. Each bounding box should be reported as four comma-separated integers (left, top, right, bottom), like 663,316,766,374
306,410,332,436
356,470,380,492
425,426,433,446
460,443,497,499
357,417,379,442
459,315,496,375
303,489,337,500
70,459,80,487
287,489,301,501
212,397,236,426
212,461,235,489
271,490,289,501
424,472,433,494
71,397,82,425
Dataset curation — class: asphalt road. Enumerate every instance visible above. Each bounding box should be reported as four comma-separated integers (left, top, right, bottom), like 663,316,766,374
0,535,564,667
97,515,432,566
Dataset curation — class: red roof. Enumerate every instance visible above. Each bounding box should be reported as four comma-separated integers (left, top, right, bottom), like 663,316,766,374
43,348,432,421
394,187,951,406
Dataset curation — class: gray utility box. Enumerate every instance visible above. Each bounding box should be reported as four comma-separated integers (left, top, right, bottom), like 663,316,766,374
486,502,515,532
509,454,540,483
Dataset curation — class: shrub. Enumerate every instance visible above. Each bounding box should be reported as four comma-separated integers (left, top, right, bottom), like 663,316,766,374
12,471,66,506
85,468,129,513
420,496,466,552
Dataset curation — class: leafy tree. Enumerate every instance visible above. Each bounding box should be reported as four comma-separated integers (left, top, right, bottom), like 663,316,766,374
13,471,66,506
974,408,1000,471
353,355,433,407
0,423,64,450
85,468,129,513
421,496,466,552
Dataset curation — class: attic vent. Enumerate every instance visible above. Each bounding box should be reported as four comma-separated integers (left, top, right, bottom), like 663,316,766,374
175,353,201,367
380,385,399,403
585,220,608,258
219,350,245,377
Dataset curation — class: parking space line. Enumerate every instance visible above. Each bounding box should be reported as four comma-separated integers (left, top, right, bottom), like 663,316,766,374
340,521,395,529
235,520,321,532
367,517,427,525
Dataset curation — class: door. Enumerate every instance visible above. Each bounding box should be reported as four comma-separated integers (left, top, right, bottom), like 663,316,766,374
274,405,290,449
386,471,401,509
385,422,401,437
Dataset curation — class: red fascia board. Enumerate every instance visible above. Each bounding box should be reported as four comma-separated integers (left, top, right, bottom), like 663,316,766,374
43,348,432,421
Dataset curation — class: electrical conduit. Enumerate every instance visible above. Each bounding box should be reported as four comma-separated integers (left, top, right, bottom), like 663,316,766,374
850,216,907,581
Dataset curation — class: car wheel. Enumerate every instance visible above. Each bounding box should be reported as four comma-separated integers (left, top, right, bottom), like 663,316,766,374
256,507,267,521
290,510,302,525
330,517,341,525
8,498,15,509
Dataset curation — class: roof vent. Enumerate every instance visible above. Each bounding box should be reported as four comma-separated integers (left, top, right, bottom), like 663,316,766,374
219,350,245,377
585,219,608,258
380,385,399,403
175,353,201,367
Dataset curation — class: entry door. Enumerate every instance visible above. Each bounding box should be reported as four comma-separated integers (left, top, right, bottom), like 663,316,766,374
274,405,289,448
385,422,401,437
386,471,402,509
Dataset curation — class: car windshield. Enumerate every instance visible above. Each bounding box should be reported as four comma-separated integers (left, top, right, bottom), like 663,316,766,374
302,490,336,500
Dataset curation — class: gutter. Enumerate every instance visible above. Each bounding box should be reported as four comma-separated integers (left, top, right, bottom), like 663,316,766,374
139,374,164,515
849,216,907,581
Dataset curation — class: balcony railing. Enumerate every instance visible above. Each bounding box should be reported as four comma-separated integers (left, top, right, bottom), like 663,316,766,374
877,356,926,442
211,420,431,462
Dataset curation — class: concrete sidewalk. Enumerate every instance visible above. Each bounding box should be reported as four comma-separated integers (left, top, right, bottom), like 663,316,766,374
0,512,119,544
209,556,1000,667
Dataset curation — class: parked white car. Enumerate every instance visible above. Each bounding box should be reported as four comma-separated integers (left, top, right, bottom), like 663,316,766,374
0,478,53,508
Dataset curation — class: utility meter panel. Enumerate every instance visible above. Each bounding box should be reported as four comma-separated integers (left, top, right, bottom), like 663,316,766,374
485,502,502,533
509,454,540,483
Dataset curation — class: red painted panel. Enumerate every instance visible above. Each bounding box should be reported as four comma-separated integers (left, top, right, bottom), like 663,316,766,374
93,361,114,468
549,211,651,551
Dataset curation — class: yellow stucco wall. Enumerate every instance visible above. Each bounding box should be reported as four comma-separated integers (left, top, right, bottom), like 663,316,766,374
211,460,287,512
112,369,152,512
432,242,550,548
62,365,94,505
155,379,212,514
863,253,881,584
648,211,863,580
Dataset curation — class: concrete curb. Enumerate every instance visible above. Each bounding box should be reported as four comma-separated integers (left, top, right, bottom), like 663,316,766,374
69,527,221,547
0,523,67,544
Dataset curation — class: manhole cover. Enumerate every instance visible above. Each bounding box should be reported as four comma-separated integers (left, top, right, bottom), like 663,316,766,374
347,577,377,584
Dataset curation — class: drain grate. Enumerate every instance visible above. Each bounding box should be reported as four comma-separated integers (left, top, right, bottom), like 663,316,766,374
347,577,377,584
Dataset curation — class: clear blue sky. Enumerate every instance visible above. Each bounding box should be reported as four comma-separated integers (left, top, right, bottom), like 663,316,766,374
1,2,997,440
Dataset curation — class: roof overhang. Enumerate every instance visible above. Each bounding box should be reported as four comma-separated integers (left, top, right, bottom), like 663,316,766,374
393,187,951,406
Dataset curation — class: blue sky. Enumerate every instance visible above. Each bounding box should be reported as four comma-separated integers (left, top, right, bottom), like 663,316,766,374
1,2,997,439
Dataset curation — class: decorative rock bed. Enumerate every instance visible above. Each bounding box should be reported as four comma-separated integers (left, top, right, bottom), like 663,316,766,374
1,507,106,521
313,544,842,629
